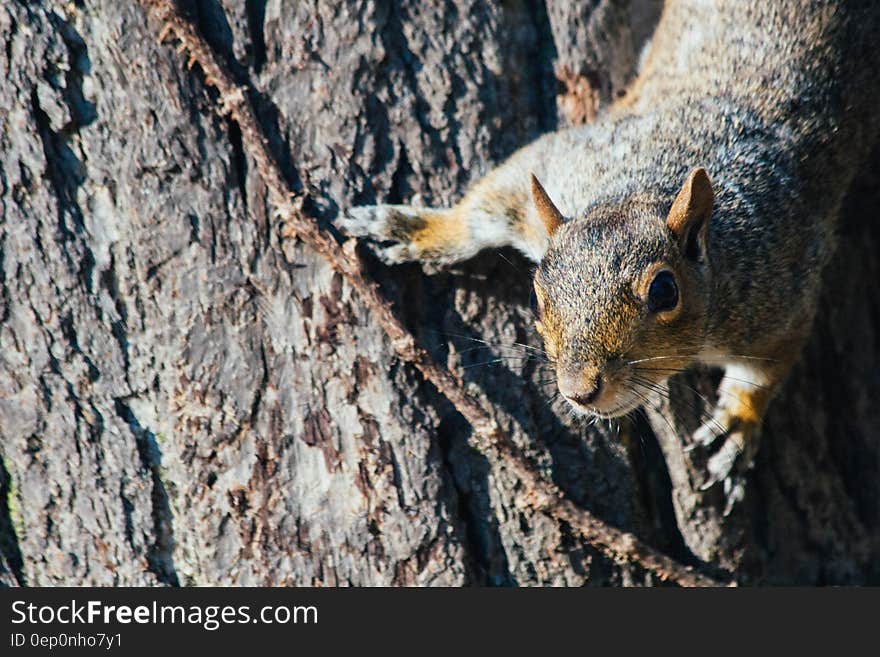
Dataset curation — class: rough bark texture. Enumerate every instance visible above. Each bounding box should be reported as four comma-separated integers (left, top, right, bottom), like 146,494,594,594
0,0,877,587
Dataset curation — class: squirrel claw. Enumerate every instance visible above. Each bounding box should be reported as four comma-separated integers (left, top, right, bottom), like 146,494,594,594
694,421,758,515
722,475,747,516
689,420,725,451
698,475,719,491
375,243,418,265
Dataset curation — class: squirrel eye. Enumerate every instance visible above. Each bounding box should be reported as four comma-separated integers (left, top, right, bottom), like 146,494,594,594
647,270,679,313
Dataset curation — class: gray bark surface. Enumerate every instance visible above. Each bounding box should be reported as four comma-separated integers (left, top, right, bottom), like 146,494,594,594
0,0,877,586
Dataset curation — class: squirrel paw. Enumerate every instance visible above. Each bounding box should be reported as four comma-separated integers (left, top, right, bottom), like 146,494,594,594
684,419,725,452
338,205,423,265
694,421,759,516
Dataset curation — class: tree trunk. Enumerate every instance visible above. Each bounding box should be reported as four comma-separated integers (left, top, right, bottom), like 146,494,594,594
0,0,877,587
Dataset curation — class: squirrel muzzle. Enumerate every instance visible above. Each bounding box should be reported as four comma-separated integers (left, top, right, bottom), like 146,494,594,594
556,367,602,408
556,361,642,417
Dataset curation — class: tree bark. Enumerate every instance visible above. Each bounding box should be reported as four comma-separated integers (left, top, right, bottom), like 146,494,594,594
0,0,876,587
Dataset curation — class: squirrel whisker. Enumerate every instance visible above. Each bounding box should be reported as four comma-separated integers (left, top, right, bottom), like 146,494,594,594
627,354,779,366
454,345,550,362
433,330,549,358
629,377,729,438
458,356,539,370
636,366,772,393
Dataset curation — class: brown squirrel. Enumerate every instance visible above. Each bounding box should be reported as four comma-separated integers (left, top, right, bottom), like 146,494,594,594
341,0,880,514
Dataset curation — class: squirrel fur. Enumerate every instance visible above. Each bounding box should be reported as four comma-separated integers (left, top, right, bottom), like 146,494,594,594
341,0,880,514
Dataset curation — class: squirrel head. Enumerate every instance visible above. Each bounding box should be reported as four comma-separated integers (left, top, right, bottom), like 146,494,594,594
530,168,714,417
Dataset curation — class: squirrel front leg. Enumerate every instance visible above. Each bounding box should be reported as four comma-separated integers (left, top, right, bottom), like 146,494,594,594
341,136,560,267
691,355,796,515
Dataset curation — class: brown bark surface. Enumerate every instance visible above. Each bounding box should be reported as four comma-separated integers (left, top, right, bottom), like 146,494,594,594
0,0,877,586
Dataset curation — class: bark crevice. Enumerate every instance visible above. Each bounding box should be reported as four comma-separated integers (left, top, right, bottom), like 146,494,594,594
114,400,180,587
0,457,25,587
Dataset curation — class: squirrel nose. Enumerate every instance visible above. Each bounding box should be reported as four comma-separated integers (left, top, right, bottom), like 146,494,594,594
558,371,603,407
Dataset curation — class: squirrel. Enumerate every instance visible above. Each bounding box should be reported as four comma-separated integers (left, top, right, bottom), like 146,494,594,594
340,0,880,514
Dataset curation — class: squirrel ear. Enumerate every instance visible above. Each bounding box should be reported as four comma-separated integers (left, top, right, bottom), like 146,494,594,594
530,173,564,237
666,167,714,260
